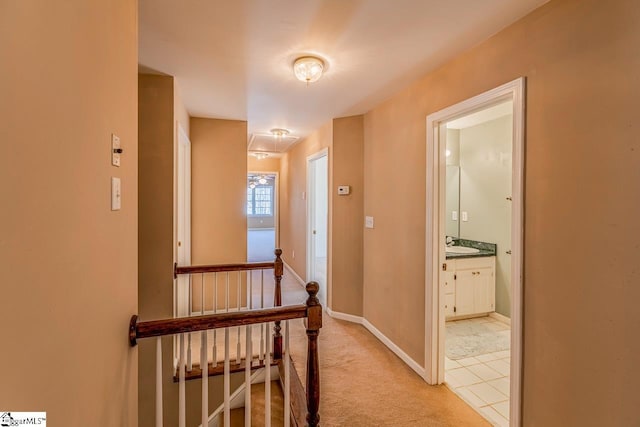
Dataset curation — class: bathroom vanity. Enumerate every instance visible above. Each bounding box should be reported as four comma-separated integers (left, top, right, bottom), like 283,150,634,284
444,239,496,319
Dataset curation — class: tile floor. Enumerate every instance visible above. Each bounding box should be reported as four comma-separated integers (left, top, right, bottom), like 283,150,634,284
445,316,511,427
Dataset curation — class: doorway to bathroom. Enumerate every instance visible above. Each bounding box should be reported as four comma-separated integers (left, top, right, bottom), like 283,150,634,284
247,172,278,262
425,78,525,426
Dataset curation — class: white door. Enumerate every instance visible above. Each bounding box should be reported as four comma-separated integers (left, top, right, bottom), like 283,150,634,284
307,152,328,308
176,124,191,317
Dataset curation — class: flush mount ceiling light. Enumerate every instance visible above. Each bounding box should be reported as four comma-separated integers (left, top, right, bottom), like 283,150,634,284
270,128,290,139
293,56,325,84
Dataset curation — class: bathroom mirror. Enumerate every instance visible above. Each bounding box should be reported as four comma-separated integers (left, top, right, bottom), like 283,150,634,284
445,165,460,237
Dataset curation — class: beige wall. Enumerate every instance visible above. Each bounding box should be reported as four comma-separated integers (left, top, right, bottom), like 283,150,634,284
0,1,138,425
331,116,365,316
280,121,333,281
248,156,280,173
137,74,177,426
138,74,175,321
459,115,512,317
280,117,365,316
362,0,640,425
191,118,248,264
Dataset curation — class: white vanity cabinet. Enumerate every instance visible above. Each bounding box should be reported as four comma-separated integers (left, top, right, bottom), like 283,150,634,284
444,256,495,319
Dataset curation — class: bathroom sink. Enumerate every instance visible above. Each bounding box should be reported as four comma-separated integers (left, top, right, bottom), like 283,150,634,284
446,246,480,254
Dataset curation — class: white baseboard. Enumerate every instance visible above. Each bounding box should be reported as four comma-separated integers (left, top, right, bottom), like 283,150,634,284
489,311,511,326
283,262,305,286
326,308,363,324
325,308,425,378
290,269,426,379
361,319,426,378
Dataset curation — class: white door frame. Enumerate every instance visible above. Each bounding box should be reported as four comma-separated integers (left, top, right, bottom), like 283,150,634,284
247,170,280,253
306,148,329,308
425,78,525,426
176,123,191,318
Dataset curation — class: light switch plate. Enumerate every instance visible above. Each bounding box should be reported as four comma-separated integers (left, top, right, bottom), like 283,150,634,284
461,211,468,222
111,177,121,210
452,211,458,221
337,185,350,195
365,216,374,229
111,134,121,167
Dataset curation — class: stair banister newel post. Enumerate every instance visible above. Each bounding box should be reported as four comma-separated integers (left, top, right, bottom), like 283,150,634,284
305,282,322,427
273,248,284,360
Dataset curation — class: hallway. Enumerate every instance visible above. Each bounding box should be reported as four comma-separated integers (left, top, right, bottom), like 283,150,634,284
278,271,489,426
248,229,276,262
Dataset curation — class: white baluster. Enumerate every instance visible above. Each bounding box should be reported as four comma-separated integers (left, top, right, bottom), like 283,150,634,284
260,322,265,363
224,327,230,427
237,271,241,311
156,337,163,427
236,272,242,364
260,269,264,308
187,333,192,372
226,272,230,312
188,274,193,315
249,270,253,309
265,322,271,427
259,270,265,363
244,325,252,427
201,273,205,315
201,330,208,427
179,333,186,427
213,273,218,368
284,320,290,427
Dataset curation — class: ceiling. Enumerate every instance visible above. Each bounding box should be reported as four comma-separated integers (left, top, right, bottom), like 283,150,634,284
139,0,547,141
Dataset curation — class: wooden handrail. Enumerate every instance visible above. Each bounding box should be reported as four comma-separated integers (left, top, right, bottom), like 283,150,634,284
173,248,283,278
130,281,322,427
129,304,306,346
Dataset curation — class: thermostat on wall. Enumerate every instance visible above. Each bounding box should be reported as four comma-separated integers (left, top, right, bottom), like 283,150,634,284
337,185,350,195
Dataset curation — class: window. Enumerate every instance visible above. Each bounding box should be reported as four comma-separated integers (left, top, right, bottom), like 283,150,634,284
247,185,273,216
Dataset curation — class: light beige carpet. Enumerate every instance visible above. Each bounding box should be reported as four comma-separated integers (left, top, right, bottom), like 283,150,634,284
286,312,490,426
223,269,489,426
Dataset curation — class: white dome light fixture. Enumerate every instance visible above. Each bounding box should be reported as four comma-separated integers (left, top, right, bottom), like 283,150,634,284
293,56,325,84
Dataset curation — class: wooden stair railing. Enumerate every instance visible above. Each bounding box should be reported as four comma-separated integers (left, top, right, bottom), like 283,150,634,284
173,248,284,364
130,282,322,427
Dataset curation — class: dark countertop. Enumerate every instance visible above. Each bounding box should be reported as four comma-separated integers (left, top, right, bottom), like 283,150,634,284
445,238,497,260
446,249,495,260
